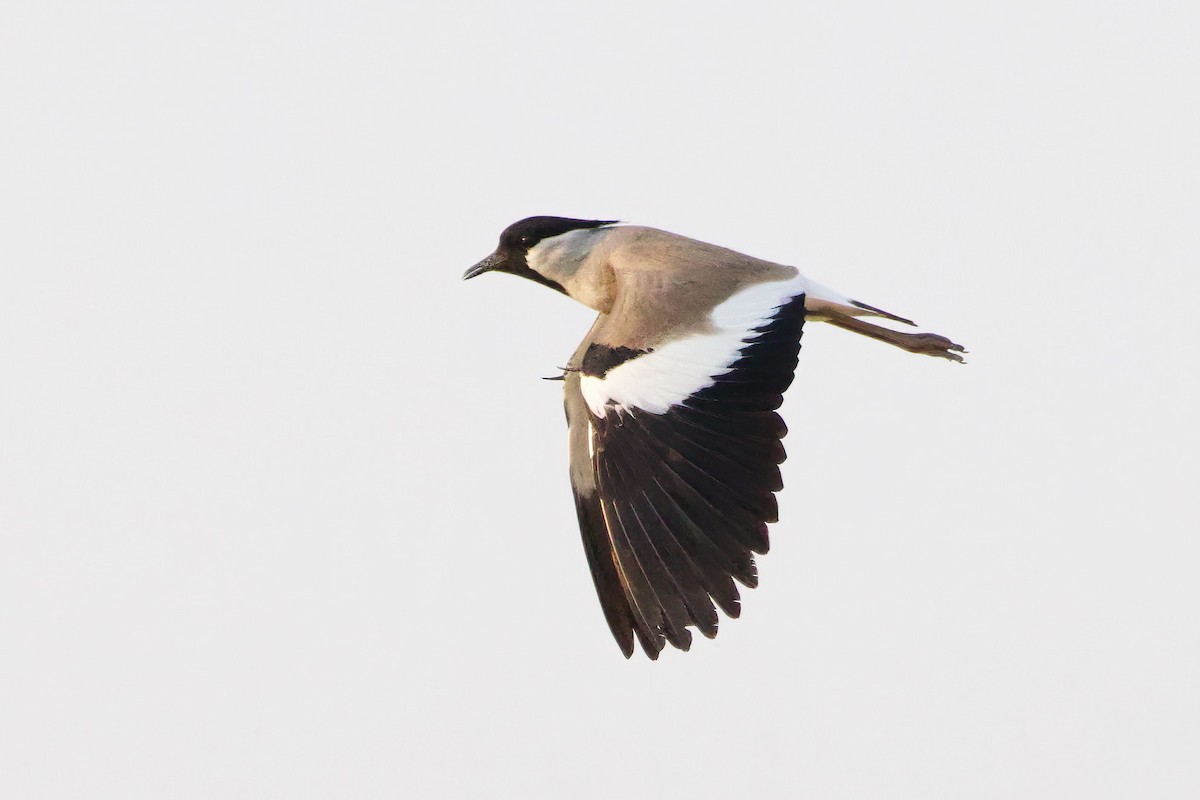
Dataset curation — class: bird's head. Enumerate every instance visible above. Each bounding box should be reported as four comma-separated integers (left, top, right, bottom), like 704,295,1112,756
463,216,617,294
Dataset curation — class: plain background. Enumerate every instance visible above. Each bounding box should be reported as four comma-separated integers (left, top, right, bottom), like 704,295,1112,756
2,2,1197,797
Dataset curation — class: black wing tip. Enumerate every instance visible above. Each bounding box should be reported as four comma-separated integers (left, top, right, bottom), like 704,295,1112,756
582,292,805,661
616,633,635,659
735,572,759,590
635,627,664,660
666,625,693,652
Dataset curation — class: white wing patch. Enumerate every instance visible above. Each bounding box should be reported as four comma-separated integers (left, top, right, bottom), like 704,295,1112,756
580,274,808,417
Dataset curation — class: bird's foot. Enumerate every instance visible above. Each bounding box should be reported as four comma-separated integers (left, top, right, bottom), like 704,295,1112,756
908,333,968,363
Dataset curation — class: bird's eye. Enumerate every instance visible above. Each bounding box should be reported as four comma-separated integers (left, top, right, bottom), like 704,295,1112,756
521,235,531,244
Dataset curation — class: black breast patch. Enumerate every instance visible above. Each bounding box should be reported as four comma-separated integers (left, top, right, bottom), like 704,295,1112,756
580,344,649,378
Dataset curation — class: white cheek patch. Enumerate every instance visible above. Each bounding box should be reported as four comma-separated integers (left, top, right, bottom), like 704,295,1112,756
525,229,592,276
580,274,807,417
524,238,550,274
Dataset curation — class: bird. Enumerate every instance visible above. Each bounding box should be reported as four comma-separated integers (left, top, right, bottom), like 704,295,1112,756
463,216,964,659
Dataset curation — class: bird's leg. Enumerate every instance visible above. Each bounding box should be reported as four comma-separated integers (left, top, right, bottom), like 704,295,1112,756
822,314,967,362
542,366,581,381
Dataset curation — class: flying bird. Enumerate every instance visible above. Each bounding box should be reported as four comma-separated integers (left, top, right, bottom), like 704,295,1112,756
464,216,964,658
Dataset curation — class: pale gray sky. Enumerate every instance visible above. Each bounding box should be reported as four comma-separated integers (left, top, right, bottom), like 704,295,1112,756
1,1,1198,798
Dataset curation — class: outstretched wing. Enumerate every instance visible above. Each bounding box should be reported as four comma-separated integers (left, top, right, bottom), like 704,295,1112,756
564,277,807,658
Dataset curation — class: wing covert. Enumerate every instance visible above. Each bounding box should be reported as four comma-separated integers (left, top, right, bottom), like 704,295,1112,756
564,286,807,658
